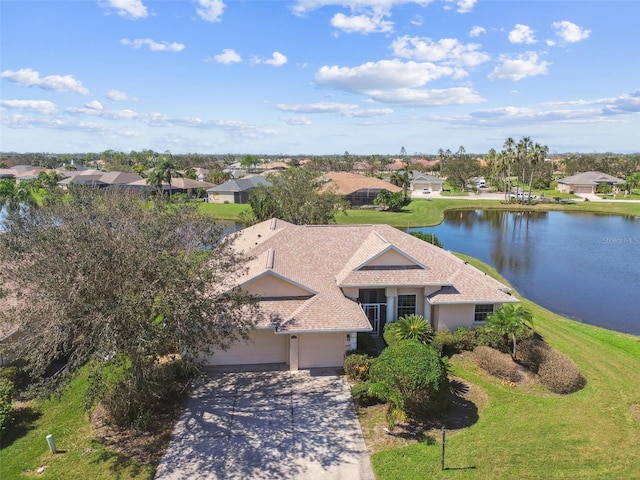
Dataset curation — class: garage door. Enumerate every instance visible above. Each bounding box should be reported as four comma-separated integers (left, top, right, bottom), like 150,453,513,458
298,333,346,369
205,329,288,366
574,186,592,193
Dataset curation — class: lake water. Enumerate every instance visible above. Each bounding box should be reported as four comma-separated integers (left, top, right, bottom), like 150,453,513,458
409,210,640,336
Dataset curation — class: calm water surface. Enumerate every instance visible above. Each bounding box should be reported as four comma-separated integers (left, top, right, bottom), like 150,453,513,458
409,210,640,335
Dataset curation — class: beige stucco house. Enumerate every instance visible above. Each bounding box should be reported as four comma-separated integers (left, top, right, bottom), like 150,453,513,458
206,175,269,204
203,219,518,370
557,171,625,194
410,174,444,192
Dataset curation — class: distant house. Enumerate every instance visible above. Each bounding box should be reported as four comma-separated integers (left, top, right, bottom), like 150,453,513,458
125,177,214,197
557,171,625,194
320,171,402,206
58,170,143,189
201,219,518,370
0,165,48,181
206,175,269,204
410,174,444,192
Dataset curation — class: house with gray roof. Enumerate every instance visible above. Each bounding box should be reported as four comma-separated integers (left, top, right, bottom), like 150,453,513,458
202,218,518,370
409,173,444,192
206,175,269,204
557,171,625,194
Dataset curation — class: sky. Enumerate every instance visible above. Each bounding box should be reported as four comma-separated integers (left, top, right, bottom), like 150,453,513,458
1,0,639,156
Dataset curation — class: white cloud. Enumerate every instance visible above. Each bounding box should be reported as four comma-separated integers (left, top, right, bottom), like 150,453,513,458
410,15,423,26
509,24,536,44
262,52,288,67
315,59,453,92
209,48,242,64
275,102,360,114
106,89,134,101
331,12,393,33
489,52,550,81
291,1,434,16
0,99,58,115
85,100,103,110
121,38,185,52
275,102,393,117
552,20,591,44
196,0,226,23
454,0,476,14
391,35,490,67
364,87,484,106
100,0,148,20
282,116,312,125
469,25,485,37
0,68,90,95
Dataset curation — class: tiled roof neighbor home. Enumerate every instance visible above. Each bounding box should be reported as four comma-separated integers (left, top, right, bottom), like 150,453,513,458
320,171,402,206
206,175,269,204
557,171,625,194
202,219,518,370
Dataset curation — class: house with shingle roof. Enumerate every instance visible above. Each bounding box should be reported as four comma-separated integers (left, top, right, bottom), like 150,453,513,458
557,171,625,194
202,218,518,370
320,171,402,206
206,175,269,204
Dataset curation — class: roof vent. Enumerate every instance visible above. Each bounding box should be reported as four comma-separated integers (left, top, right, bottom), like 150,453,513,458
266,248,275,269
269,218,278,230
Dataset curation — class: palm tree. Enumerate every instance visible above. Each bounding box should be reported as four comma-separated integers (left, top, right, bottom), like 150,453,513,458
147,152,181,199
0,179,38,214
528,143,548,203
486,304,533,360
390,314,434,345
502,137,516,202
516,137,532,198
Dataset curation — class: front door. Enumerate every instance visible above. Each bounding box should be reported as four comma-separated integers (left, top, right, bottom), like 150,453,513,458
363,304,381,336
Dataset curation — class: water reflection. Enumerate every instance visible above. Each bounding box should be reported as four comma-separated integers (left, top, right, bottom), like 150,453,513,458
409,210,640,335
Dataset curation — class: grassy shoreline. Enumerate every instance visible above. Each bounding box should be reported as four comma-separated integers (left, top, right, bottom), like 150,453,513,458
200,198,640,228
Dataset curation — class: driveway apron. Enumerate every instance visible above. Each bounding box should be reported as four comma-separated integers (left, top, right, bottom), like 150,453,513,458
155,368,375,480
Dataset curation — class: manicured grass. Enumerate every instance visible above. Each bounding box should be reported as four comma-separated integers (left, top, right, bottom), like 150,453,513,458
0,369,154,480
198,202,250,220
199,198,639,228
371,255,640,480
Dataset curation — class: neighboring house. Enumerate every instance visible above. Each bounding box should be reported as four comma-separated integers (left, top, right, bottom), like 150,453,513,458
57,170,144,189
202,219,518,370
410,174,444,192
320,171,402,206
125,177,213,197
0,165,48,181
557,171,625,194
206,175,269,204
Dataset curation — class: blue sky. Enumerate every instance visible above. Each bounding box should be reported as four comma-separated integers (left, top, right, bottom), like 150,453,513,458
1,0,639,155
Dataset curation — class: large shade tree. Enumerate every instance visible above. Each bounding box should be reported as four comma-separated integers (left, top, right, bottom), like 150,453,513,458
0,187,258,420
248,168,347,225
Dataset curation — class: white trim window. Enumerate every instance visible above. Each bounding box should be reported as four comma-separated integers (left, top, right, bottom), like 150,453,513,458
474,304,494,323
397,294,417,318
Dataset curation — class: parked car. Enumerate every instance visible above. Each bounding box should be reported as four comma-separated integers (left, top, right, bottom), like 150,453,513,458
510,192,537,200
422,188,431,194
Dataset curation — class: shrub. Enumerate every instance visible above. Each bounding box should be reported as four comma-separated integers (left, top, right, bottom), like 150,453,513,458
432,330,458,356
538,349,586,394
389,315,434,345
357,332,378,357
351,381,378,407
473,346,521,382
409,231,443,248
96,356,199,429
0,377,14,433
343,354,373,382
369,341,448,410
517,338,549,373
382,322,398,348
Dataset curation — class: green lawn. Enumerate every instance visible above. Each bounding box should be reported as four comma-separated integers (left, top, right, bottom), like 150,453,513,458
199,198,639,228
371,255,640,479
0,369,154,480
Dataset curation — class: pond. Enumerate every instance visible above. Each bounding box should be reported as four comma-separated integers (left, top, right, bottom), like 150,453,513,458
409,210,640,336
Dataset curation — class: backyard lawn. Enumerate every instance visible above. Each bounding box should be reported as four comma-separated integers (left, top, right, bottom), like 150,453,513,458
368,256,640,479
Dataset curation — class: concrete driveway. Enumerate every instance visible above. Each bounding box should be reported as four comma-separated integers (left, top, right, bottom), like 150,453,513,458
155,366,375,480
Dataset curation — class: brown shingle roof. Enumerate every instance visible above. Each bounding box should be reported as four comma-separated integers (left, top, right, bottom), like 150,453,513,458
320,172,402,195
232,221,516,333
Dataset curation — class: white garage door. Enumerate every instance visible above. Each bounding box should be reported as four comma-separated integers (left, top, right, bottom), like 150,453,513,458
574,185,592,193
298,333,346,369
205,329,288,366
